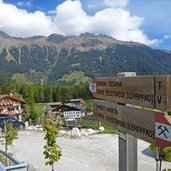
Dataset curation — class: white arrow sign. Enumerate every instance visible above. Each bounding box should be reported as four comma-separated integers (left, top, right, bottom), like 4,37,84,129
89,80,96,93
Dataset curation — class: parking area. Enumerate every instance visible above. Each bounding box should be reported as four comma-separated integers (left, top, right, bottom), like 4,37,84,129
0,131,171,171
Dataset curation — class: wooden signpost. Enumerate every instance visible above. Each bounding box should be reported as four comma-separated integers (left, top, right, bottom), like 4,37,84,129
90,74,171,171
94,99,171,146
91,75,170,111
91,75,171,147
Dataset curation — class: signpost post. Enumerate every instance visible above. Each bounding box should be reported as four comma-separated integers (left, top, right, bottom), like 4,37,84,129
117,72,137,171
90,74,171,171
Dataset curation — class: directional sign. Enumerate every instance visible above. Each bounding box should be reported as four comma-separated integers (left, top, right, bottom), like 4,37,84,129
155,113,171,148
91,75,170,111
93,99,171,146
94,99,156,144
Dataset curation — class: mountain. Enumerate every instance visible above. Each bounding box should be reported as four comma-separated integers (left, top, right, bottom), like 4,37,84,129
0,31,11,39
0,31,171,85
47,34,66,43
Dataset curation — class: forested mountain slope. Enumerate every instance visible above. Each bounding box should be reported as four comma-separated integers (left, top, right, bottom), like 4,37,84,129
0,31,171,85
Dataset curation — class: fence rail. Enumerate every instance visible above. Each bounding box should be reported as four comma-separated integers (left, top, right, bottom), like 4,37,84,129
64,115,99,128
0,149,28,171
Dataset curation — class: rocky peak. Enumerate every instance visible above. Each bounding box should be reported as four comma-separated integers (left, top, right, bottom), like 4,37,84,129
47,34,66,43
0,31,11,39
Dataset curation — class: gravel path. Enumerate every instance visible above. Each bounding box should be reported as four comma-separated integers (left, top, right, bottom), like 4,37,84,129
1,131,171,171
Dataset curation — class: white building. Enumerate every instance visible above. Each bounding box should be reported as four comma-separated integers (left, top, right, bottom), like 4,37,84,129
63,110,85,119
54,103,86,119
0,94,27,119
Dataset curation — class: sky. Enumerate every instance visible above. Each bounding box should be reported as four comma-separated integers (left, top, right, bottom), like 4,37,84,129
0,0,171,50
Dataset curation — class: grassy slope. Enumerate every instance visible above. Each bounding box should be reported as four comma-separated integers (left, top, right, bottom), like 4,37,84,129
12,73,31,84
58,71,91,85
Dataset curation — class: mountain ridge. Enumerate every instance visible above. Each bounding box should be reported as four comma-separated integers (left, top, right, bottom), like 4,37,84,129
0,31,171,85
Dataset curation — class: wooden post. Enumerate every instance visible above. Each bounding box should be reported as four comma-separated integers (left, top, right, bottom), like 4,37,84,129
117,72,137,171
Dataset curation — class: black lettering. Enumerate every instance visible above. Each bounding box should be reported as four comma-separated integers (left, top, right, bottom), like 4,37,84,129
157,96,162,104
106,107,118,115
118,120,126,128
127,122,130,129
105,90,125,98
97,113,105,119
126,122,154,138
97,105,105,111
126,92,153,103
108,81,122,87
97,90,105,95
148,131,153,137
157,81,162,89
96,81,107,86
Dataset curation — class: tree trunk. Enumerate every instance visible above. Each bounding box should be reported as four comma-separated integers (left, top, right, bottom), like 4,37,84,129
52,163,54,171
5,123,8,166
5,141,7,153
5,142,8,166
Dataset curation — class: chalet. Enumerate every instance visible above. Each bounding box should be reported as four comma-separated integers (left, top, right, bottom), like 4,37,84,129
45,102,62,113
54,103,86,119
0,94,27,120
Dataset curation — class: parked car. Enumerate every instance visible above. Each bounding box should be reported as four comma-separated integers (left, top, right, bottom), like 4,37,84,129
0,114,25,130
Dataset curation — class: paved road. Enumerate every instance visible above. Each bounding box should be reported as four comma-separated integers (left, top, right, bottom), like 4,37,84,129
1,131,171,171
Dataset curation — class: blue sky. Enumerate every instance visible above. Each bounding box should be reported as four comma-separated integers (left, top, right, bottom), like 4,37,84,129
1,0,171,50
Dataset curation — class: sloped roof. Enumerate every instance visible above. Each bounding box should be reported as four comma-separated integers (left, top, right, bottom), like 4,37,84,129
69,99,82,102
0,94,27,104
46,102,62,106
75,104,86,112
55,103,86,112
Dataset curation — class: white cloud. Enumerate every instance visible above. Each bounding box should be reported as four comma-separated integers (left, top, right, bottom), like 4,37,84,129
53,0,89,35
164,35,171,40
0,2,55,37
17,1,32,7
47,10,57,15
52,0,157,45
87,4,97,10
0,0,158,45
102,0,129,8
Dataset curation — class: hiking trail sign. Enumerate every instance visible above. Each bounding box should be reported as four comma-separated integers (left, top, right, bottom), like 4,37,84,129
94,99,156,144
90,75,170,111
90,75,171,148
94,99,171,148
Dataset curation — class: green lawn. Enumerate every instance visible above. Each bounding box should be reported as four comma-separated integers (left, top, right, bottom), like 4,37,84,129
101,123,118,134
82,115,117,134
59,114,117,134
83,99,93,110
